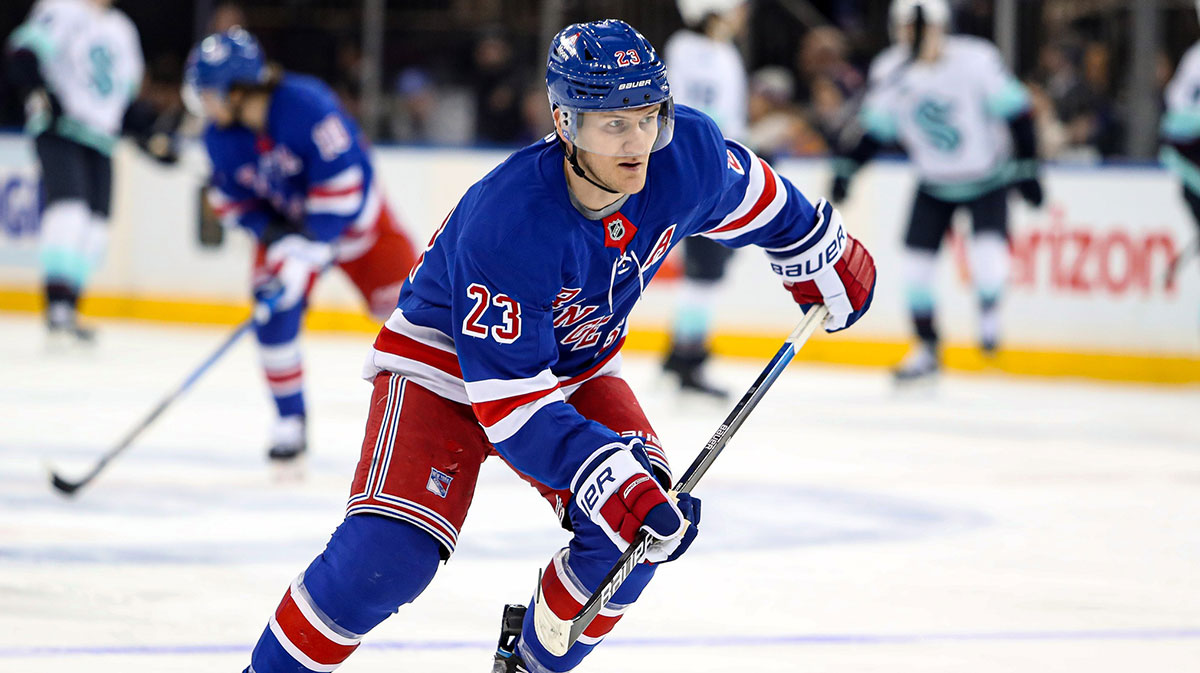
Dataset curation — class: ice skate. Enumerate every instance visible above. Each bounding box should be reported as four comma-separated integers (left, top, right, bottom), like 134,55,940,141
663,347,729,400
491,604,530,673
893,342,939,384
267,415,307,481
45,302,95,349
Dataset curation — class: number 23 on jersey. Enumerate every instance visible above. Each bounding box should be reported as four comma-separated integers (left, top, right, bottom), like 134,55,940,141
462,283,522,343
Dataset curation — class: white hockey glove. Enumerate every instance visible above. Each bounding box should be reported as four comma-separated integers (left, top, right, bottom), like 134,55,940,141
571,440,701,564
770,200,876,332
257,234,334,317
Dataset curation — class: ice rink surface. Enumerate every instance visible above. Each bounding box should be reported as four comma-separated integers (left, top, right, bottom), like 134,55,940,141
1,313,1199,673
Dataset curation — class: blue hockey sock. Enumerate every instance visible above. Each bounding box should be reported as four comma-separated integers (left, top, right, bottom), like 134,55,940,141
245,515,441,673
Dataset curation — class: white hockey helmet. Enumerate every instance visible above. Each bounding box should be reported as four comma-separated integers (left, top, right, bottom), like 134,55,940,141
677,0,746,26
890,0,951,29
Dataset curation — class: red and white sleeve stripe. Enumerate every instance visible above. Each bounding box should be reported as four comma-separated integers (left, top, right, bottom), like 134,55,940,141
465,371,565,444
306,165,365,216
701,143,787,242
206,187,255,228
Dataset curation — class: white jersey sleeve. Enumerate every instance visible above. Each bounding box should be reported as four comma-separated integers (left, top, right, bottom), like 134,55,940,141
1160,43,1200,193
1163,43,1200,142
663,30,748,141
8,0,144,154
859,46,908,143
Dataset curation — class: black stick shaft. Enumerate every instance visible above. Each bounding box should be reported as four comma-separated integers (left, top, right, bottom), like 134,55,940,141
50,319,255,494
561,306,829,651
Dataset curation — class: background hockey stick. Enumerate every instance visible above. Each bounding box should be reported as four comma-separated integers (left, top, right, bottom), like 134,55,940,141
533,305,831,656
1163,236,1197,289
48,316,257,496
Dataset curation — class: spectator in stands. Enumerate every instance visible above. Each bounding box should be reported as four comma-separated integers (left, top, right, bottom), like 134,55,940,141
796,26,862,149
746,66,826,159
209,2,247,33
470,29,524,144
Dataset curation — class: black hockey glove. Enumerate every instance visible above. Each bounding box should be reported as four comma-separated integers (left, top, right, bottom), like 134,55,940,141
1014,177,1043,208
830,174,850,204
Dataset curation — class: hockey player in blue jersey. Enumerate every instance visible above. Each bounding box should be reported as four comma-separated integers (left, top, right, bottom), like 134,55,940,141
183,28,417,462
240,19,875,673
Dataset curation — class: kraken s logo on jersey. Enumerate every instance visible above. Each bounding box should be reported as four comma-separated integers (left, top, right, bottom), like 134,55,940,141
914,98,960,152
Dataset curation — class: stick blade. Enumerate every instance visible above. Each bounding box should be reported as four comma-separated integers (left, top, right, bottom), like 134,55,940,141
49,469,84,497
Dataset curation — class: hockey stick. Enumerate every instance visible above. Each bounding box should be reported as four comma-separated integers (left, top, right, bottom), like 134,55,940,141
1164,236,1198,289
533,305,831,656
48,316,257,496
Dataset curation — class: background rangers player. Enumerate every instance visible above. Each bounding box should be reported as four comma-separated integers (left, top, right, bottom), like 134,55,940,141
831,0,1043,382
183,28,418,462
5,0,144,341
237,19,874,673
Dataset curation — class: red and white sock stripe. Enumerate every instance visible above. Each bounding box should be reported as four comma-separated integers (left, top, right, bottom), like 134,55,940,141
261,341,304,398
537,549,629,647
267,574,363,672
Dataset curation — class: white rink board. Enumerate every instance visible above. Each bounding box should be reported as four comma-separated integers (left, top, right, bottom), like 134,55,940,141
0,133,1197,355
0,314,1198,672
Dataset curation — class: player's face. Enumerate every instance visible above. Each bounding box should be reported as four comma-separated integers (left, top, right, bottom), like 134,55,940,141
569,104,660,194
895,22,945,60
574,104,662,159
198,90,236,127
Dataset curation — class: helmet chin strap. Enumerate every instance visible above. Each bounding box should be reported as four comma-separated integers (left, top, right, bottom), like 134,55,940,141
563,139,621,195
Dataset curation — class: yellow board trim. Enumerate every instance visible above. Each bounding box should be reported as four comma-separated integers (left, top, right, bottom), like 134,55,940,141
3,287,1198,384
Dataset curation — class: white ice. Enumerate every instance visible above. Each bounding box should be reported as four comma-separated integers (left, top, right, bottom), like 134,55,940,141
1,313,1198,673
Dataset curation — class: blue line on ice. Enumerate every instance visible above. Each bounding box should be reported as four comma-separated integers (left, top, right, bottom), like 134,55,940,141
2,629,1199,658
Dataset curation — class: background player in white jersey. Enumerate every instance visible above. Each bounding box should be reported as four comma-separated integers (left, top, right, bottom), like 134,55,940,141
1160,0,1200,299
5,0,143,341
831,0,1044,382
660,0,749,398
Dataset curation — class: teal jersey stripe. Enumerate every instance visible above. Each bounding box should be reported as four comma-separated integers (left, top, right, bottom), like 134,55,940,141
985,79,1031,120
1161,146,1200,196
7,22,57,63
1161,109,1200,142
861,105,899,143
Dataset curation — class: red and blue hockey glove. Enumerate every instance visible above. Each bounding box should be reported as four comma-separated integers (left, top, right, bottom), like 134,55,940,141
572,440,701,564
256,234,334,316
768,200,876,332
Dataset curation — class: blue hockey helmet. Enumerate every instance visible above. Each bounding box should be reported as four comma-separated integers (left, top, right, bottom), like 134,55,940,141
546,19,674,156
182,27,267,117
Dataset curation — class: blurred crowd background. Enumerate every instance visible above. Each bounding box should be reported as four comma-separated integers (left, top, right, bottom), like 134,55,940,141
1,0,1197,162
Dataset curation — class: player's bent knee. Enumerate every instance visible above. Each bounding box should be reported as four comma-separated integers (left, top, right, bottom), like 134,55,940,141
302,514,442,634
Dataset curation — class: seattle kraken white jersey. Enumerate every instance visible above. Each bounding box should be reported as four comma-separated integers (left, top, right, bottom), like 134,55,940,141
1160,43,1200,194
8,0,143,154
663,29,748,141
861,36,1029,200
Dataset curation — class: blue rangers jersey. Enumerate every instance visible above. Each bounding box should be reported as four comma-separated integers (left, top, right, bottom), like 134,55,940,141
367,105,845,491
204,73,382,253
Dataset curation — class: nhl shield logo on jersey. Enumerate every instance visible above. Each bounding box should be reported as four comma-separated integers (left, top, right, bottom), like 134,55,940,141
426,468,453,498
602,213,637,254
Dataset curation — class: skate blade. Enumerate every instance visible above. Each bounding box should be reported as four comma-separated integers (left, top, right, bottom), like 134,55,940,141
892,372,939,396
270,455,308,483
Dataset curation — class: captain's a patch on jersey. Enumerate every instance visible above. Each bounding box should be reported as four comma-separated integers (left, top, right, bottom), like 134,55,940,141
426,468,453,498
726,149,745,175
